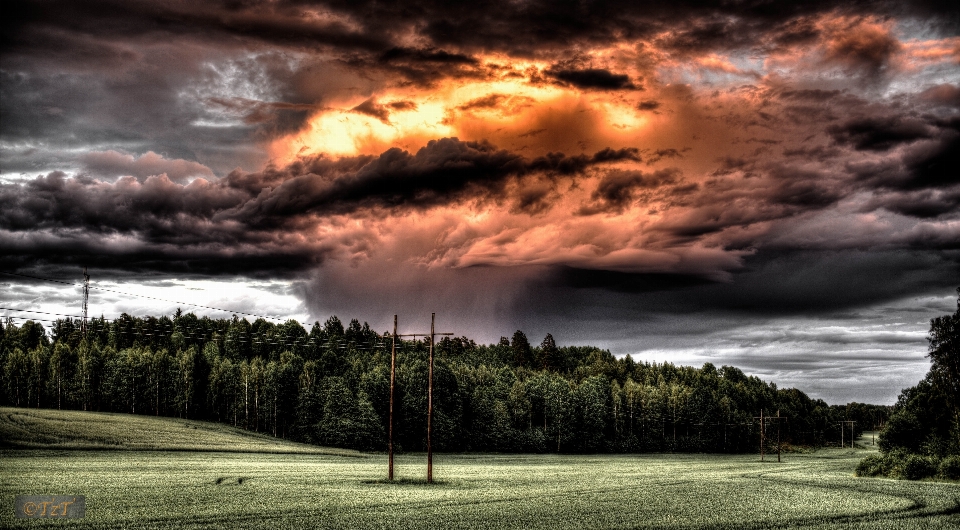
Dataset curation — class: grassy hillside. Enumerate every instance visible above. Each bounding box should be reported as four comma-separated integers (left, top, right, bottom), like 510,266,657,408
0,407,361,455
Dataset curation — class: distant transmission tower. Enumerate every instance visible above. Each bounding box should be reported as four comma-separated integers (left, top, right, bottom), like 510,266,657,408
81,267,89,336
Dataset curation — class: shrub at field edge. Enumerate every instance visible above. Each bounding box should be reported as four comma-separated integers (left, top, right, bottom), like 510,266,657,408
938,455,960,480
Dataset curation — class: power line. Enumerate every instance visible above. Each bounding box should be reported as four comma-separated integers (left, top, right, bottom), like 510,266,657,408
0,271,75,286
0,306,85,319
1,270,296,323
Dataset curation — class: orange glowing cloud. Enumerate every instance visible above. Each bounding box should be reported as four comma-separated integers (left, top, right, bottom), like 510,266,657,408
269,54,657,164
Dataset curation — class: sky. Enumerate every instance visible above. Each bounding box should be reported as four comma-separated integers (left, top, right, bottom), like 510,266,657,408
1,0,958,405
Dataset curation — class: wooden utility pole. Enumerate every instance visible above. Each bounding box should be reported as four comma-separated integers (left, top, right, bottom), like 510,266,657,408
776,410,781,461
774,410,788,462
388,315,397,481
756,409,765,461
427,315,434,482
838,420,856,448
426,312,454,483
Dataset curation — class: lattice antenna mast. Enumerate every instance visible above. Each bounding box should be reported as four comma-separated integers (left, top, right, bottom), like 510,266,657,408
81,267,90,337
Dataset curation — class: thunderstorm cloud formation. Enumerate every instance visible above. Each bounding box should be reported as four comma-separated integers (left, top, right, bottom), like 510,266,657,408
2,0,959,404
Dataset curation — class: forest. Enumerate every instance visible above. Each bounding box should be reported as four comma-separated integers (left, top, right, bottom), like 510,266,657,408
1,310,889,454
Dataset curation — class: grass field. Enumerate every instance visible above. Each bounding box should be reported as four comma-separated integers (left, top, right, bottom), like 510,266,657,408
0,407,357,455
1,409,958,529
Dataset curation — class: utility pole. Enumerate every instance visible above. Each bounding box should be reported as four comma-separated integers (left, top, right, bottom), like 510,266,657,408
754,409,787,462
388,328,423,481
426,312,454,483
772,410,789,462
81,267,89,337
388,315,397,481
390,314,453,484
838,420,856,448
755,410,765,461
777,410,781,462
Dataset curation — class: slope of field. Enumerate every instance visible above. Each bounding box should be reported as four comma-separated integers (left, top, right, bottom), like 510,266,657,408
0,407,360,455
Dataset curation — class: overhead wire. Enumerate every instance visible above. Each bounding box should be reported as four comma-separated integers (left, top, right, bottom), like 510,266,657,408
1,270,303,324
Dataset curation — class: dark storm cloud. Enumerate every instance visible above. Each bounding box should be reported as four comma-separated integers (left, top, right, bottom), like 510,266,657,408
358,46,488,86
766,165,843,208
457,94,509,111
7,2,959,65
0,234,324,278
231,140,640,222
404,0,944,56
657,13,767,56
7,1,946,75
842,116,960,196
829,116,934,151
579,168,683,214
0,139,638,270
645,148,684,164
350,98,392,123
538,249,960,317
387,100,417,111
651,163,845,240
862,185,960,219
901,126,960,189
2,0,389,53
544,66,639,91
378,47,477,65
347,97,416,122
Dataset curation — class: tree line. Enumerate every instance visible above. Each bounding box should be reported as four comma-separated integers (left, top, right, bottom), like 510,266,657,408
858,289,960,480
1,310,889,453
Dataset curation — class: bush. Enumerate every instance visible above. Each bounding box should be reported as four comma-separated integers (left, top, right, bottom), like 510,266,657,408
894,454,937,480
938,455,960,480
855,455,887,477
878,412,923,453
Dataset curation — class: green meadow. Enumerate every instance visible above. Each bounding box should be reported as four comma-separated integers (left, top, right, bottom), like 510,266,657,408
1,408,958,529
